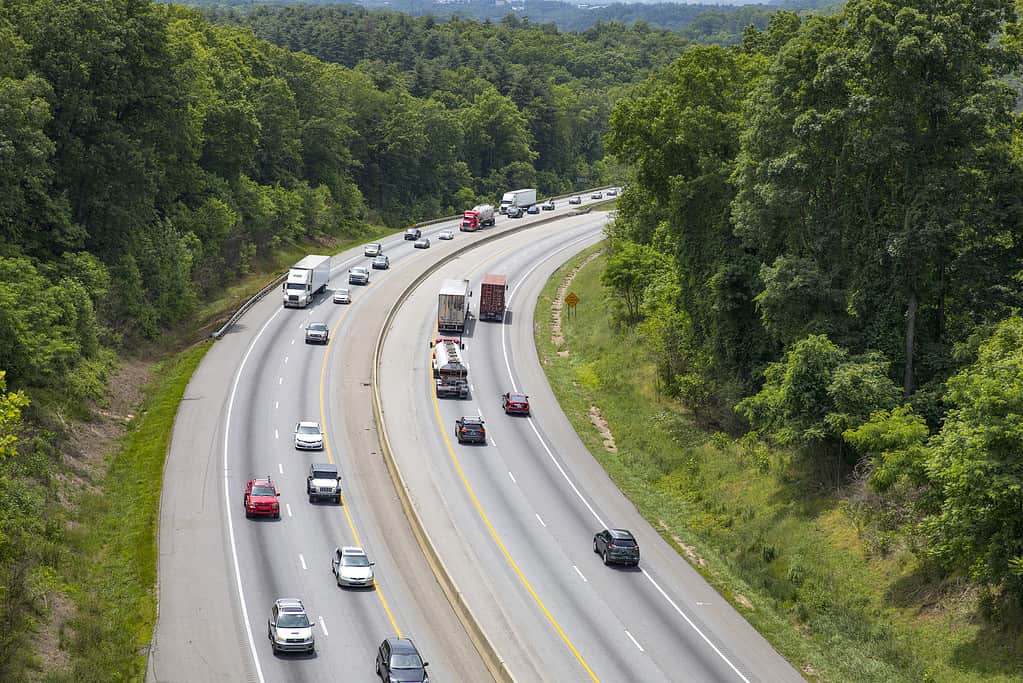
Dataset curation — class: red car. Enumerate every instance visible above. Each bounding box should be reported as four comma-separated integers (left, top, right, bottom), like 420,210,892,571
244,477,281,518
501,392,530,416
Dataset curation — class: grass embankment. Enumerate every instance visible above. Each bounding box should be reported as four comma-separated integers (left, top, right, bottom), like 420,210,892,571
44,225,396,681
534,245,1023,682
48,344,208,682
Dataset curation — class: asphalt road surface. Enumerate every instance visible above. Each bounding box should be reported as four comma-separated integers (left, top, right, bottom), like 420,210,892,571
378,213,807,682
149,197,602,682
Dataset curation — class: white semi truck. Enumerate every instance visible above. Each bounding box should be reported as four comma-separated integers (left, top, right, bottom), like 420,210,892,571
438,278,471,333
499,189,537,214
283,255,331,308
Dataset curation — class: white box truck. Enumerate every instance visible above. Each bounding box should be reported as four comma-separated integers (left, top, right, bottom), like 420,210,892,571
438,278,471,333
499,189,537,214
283,255,330,308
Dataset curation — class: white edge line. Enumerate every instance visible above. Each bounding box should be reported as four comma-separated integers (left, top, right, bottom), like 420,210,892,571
224,309,283,683
501,226,753,683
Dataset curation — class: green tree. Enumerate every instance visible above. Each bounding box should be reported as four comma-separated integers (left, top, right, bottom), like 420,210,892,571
924,316,1023,596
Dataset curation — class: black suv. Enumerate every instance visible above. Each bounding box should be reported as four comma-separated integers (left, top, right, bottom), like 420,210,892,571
376,637,429,682
593,528,640,567
454,416,486,444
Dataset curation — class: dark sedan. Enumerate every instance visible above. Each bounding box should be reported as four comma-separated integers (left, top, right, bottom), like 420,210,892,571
455,416,487,444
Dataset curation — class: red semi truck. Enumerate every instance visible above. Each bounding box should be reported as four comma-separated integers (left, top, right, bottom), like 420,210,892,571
461,204,495,232
479,274,507,322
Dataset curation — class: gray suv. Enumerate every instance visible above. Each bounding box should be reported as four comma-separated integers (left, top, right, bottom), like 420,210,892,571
307,463,342,504
593,528,640,567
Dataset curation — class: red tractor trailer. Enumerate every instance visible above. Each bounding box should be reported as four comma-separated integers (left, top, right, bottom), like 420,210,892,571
479,274,507,322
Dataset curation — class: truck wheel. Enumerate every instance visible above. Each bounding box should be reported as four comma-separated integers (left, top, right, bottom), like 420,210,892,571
335,495,342,505
308,494,314,503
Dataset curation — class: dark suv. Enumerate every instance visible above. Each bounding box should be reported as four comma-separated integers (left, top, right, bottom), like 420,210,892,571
454,416,486,444
593,528,640,567
376,637,429,682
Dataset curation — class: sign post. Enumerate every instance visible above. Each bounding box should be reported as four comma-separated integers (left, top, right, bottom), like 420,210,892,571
565,292,579,319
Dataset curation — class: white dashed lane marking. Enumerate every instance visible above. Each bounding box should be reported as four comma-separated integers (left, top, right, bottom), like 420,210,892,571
535,514,546,528
299,554,307,570
573,565,588,583
626,630,644,652
286,504,292,517
508,471,516,484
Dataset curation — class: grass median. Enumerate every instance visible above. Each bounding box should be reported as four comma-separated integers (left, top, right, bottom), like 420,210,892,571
533,245,1023,682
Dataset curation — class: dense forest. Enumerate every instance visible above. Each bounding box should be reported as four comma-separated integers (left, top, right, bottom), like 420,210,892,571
187,0,840,38
0,0,714,675
606,0,1023,610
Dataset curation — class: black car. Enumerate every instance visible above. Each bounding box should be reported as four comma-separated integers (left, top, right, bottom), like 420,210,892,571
506,206,524,218
526,205,540,214
376,637,429,683
455,416,486,444
593,528,640,566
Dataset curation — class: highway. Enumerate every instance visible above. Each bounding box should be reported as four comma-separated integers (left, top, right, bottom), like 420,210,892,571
148,198,603,681
377,214,807,682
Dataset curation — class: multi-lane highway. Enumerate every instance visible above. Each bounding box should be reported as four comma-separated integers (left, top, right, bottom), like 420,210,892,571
378,214,806,682
149,194,804,682
148,198,601,681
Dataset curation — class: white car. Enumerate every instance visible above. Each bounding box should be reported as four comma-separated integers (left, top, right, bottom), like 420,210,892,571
414,237,430,249
294,421,324,450
590,191,603,199
437,230,454,240
331,546,375,588
364,243,382,257
268,598,315,654
333,288,351,304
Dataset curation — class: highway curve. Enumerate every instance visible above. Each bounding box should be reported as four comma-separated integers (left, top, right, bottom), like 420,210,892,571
377,213,807,682
148,198,600,681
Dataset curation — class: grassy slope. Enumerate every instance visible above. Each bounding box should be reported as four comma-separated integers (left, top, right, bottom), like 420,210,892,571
533,244,1023,682
42,226,397,681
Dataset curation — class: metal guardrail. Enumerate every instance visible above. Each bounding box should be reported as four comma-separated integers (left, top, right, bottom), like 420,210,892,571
210,186,618,339
210,272,289,339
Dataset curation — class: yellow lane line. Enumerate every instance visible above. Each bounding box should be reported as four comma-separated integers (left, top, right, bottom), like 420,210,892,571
429,342,600,682
318,298,403,638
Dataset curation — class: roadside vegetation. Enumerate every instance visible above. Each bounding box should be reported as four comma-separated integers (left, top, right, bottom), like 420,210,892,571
536,246,1023,682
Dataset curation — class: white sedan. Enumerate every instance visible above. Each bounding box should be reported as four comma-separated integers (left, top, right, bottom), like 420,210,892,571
438,230,454,240
294,421,324,450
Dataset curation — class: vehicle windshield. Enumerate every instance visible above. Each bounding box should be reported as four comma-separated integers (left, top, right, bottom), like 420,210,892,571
251,486,275,496
390,653,424,669
312,470,336,479
336,289,349,296
342,555,370,567
286,283,306,291
308,324,326,331
298,425,321,434
277,613,310,628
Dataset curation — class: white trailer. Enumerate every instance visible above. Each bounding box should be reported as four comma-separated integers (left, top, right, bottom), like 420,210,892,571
438,278,471,332
283,255,331,308
499,189,537,213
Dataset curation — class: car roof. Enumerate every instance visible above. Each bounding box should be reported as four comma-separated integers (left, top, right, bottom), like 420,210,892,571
311,462,337,473
250,477,274,486
460,416,484,424
308,322,327,328
385,637,420,654
609,528,635,540
341,546,366,556
275,598,305,611
508,392,528,400
297,421,321,429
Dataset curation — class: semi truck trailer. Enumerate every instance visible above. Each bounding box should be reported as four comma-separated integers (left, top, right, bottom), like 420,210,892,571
283,255,330,308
